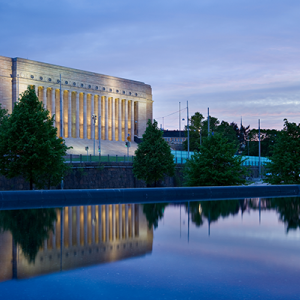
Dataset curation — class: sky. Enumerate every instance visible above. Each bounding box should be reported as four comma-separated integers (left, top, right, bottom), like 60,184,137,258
0,0,299,130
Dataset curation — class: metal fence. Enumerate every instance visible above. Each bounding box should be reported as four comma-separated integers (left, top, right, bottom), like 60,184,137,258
64,154,134,163
171,150,271,166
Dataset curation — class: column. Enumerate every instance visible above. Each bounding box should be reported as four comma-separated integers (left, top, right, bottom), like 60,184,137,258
118,99,122,141
125,99,128,140
131,204,135,238
91,94,95,140
43,87,47,109
131,101,134,140
83,93,87,139
112,205,116,241
125,204,128,239
112,97,115,141
98,96,101,141
35,86,38,97
84,206,88,245
52,220,56,250
98,205,102,243
68,206,72,247
105,96,108,140
68,91,72,138
44,239,47,251
51,89,55,119
105,205,109,241
119,205,122,240
60,89,64,137
92,205,95,244
76,92,80,138
76,207,80,246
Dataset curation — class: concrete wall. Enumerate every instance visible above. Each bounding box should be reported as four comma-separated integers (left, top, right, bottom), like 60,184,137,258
0,162,260,191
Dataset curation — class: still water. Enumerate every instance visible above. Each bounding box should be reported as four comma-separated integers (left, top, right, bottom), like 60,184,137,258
0,198,300,299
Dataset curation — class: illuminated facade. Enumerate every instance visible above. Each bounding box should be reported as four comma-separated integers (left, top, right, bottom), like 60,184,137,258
0,204,153,281
0,55,153,139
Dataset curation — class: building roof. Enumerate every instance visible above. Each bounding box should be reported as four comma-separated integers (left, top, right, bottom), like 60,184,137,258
163,130,186,138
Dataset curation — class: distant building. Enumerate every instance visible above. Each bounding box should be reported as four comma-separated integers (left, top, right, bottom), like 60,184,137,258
163,130,186,150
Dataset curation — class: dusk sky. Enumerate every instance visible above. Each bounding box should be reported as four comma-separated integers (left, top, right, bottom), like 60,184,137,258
1,0,299,130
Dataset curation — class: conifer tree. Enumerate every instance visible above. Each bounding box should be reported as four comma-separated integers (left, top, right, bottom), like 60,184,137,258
184,133,248,186
0,86,70,189
133,119,175,186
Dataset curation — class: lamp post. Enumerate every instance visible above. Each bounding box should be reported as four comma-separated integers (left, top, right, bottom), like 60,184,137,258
92,114,97,156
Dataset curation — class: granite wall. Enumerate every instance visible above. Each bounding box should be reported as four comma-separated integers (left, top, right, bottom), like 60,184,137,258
0,162,259,191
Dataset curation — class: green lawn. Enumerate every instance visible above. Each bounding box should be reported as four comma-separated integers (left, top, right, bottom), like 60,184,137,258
65,155,134,163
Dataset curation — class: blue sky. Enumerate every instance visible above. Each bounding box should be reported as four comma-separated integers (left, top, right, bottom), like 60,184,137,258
1,0,299,129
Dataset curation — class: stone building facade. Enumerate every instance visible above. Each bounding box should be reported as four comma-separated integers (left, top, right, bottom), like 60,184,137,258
0,55,153,140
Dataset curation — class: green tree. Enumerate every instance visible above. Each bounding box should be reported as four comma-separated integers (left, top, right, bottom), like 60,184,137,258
0,103,8,126
0,208,57,263
143,203,168,228
184,133,248,186
272,197,300,232
264,119,300,184
0,86,70,189
244,128,279,157
133,119,175,186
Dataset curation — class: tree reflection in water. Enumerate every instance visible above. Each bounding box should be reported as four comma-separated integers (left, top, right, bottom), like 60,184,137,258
143,203,168,229
271,197,300,233
188,200,240,227
0,208,57,263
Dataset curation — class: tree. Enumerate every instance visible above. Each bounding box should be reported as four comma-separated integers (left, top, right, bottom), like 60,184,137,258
0,86,70,190
133,119,175,186
0,208,57,263
264,119,300,184
143,203,168,228
0,103,8,127
184,133,248,186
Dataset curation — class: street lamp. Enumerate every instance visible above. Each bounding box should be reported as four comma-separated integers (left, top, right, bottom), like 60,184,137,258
92,114,97,156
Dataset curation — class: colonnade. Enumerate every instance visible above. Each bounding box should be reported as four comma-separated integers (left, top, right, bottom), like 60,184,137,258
36,86,137,141
44,204,137,250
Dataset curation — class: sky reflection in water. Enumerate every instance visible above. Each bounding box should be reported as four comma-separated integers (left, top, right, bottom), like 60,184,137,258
0,198,300,300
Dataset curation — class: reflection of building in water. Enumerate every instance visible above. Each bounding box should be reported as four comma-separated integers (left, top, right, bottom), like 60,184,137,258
0,204,153,282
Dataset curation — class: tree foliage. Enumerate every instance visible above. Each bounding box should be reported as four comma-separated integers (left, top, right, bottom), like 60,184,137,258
184,133,248,186
264,119,300,184
183,112,249,153
133,119,175,186
0,103,8,127
143,203,168,228
0,86,70,189
0,208,57,263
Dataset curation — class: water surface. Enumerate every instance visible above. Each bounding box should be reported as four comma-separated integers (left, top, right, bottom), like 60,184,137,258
0,198,299,299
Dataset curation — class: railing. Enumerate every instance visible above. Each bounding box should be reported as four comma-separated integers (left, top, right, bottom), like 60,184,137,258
171,150,271,166
64,154,134,163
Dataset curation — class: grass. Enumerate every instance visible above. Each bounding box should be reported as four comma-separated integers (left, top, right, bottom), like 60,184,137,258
65,155,134,163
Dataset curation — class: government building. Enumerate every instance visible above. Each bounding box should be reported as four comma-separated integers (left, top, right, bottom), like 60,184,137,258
0,56,153,152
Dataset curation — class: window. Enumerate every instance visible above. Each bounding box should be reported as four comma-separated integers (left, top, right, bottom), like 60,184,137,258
129,92,131,95
123,91,125,94
81,83,84,87
109,88,112,92
73,82,76,86
135,93,138,96
30,75,34,79
116,90,119,93
48,78,52,82
40,76,43,80
95,86,98,90
102,87,105,91
88,85,91,88
65,81,68,84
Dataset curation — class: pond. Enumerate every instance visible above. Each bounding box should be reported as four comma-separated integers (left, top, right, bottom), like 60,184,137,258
0,197,300,299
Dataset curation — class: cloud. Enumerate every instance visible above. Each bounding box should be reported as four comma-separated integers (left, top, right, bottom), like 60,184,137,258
0,0,299,130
